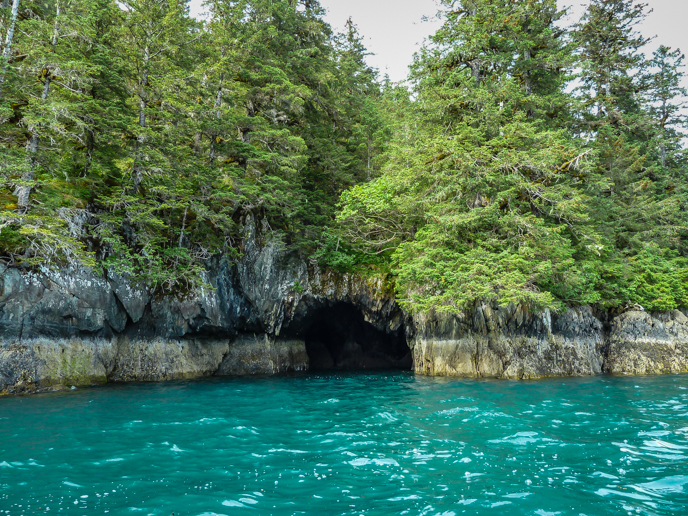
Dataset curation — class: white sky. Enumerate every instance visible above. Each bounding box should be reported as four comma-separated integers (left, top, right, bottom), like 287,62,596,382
189,0,688,86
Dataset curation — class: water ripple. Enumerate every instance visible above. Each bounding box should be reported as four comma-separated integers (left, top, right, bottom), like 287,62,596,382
1,373,687,515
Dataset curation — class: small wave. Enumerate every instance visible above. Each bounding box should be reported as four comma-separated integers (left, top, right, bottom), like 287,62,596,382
504,492,531,499
634,475,688,496
488,432,554,446
595,488,652,501
435,407,480,416
638,430,672,437
222,500,247,508
388,494,421,501
196,417,226,424
642,439,688,451
349,457,399,467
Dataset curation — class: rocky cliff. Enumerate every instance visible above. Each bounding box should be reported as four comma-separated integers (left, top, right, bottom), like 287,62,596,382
0,217,406,394
410,304,688,379
1,217,687,394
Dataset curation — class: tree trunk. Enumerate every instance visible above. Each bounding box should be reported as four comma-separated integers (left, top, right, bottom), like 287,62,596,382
16,77,51,210
15,0,60,211
468,8,481,86
0,0,21,98
209,81,223,164
132,45,149,193
84,123,94,176
524,49,533,96
367,134,371,179
660,99,667,168
178,206,187,248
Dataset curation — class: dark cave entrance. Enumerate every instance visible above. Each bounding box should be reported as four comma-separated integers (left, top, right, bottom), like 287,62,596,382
298,304,412,371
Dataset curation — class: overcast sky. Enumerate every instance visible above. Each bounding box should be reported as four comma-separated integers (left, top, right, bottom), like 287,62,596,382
189,0,688,85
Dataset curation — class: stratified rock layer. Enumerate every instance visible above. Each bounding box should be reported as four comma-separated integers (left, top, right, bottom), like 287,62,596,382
605,310,688,375
410,305,605,379
2,217,688,394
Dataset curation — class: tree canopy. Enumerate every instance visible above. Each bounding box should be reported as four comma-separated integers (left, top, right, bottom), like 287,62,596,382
1,0,686,312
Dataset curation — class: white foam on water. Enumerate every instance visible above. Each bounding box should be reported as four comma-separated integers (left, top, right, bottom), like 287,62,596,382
221,500,246,508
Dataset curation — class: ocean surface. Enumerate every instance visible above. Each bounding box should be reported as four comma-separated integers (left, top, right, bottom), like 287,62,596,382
1,372,688,515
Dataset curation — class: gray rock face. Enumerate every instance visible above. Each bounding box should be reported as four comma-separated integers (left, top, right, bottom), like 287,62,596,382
217,335,308,376
605,310,688,375
409,306,688,379
410,304,604,379
2,217,688,394
0,217,403,393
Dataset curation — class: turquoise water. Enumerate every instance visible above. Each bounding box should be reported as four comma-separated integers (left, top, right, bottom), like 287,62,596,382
1,373,688,515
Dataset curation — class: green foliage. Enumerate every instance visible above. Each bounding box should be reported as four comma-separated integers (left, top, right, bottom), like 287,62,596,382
314,232,356,272
627,247,688,311
0,0,388,288
337,0,687,314
0,0,686,314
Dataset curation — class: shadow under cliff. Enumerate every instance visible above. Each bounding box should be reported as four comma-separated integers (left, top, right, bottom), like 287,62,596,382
287,303,411,371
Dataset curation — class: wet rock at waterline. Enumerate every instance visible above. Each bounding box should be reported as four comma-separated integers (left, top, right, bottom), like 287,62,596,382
410,305,605,379
605,309,688,375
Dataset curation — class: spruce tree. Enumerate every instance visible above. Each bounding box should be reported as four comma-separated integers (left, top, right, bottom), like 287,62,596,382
0,0,21,100
574,0,651,135
643,45,688,258
573,0,688,309
645,46,687,172
339,0,599,312
0,0,113,265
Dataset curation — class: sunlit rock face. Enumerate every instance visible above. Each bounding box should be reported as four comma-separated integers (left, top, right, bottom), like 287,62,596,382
605,310,688,375
2,216,688,394
409,305,605,379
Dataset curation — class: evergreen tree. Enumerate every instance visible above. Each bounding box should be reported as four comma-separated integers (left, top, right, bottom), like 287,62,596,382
0,0,21,101
95,0,207,288
573,0,688,309
339,0,599,312
313,17,391,269
0,0,118,265
645,45,687,172
574,0,651,136
0,0,685,312
643,45,688,257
